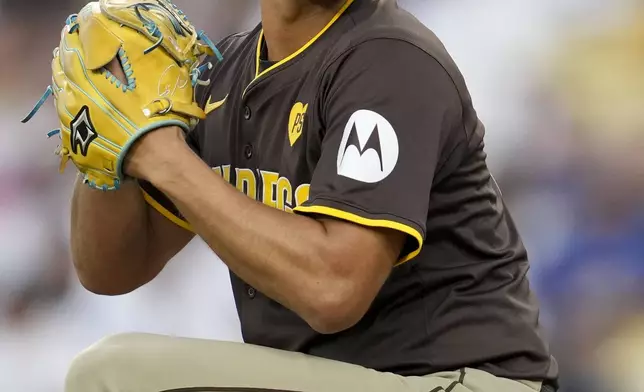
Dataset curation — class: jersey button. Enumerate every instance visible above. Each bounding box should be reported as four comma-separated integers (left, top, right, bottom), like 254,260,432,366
247,287,256,299
243,106,252,120
244,144,253,159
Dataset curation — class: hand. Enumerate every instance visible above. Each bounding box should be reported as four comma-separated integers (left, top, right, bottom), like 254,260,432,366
103,59,189,183
124,125,188,182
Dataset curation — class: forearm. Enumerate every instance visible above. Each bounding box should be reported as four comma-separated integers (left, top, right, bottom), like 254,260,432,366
129,127,401,332
70,176,153,294
149,147,347,327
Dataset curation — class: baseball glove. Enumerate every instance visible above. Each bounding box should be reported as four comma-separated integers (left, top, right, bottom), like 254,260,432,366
22,0,222,191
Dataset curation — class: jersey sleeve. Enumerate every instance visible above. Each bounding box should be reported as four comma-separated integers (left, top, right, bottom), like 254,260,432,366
294,39,463,264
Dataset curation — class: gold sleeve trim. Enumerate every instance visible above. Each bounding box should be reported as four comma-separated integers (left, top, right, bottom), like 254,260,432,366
293,205,424,265
141,190,194,233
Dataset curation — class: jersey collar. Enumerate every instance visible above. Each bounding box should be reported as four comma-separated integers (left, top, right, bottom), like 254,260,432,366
243,0,356,98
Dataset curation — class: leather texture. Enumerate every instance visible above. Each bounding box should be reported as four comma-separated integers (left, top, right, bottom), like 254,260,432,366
47,0,216,190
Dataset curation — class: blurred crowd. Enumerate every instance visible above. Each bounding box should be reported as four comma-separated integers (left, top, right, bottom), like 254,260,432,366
1,0,643,391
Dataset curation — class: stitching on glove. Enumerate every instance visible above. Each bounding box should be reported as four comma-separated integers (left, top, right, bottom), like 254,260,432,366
197,30,224,62
100,48,136,92
130,2,190,55
190,62,213,87
67,15,80,33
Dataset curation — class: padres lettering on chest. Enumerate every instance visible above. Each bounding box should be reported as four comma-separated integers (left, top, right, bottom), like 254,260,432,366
194,28,336,214
200,77,317,213
211,164,310,212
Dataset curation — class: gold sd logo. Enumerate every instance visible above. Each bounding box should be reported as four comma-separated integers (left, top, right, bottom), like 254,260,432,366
288,102,308,146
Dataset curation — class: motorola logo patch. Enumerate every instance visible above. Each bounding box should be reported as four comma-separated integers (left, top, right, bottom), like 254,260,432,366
337,110,399,183
70,105,98,157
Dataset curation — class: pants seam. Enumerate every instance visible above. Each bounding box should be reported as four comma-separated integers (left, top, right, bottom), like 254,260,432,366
430,368,466,392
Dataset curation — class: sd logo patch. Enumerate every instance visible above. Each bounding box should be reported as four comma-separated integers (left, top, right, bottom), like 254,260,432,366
288,102,308,146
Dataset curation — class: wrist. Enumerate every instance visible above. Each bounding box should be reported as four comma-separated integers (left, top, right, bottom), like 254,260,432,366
124,126,189,182
144,147,194,188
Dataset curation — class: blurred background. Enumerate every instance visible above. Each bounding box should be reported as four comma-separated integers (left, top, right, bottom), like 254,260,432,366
1,0,643,391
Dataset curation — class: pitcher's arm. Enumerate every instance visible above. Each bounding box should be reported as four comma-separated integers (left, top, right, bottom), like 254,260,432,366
70,177,194,295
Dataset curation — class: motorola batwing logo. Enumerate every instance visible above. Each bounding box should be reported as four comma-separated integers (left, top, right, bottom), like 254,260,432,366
337,110,399,183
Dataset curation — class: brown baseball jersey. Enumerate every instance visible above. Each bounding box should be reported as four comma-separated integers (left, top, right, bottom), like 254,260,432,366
142,0,559,385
